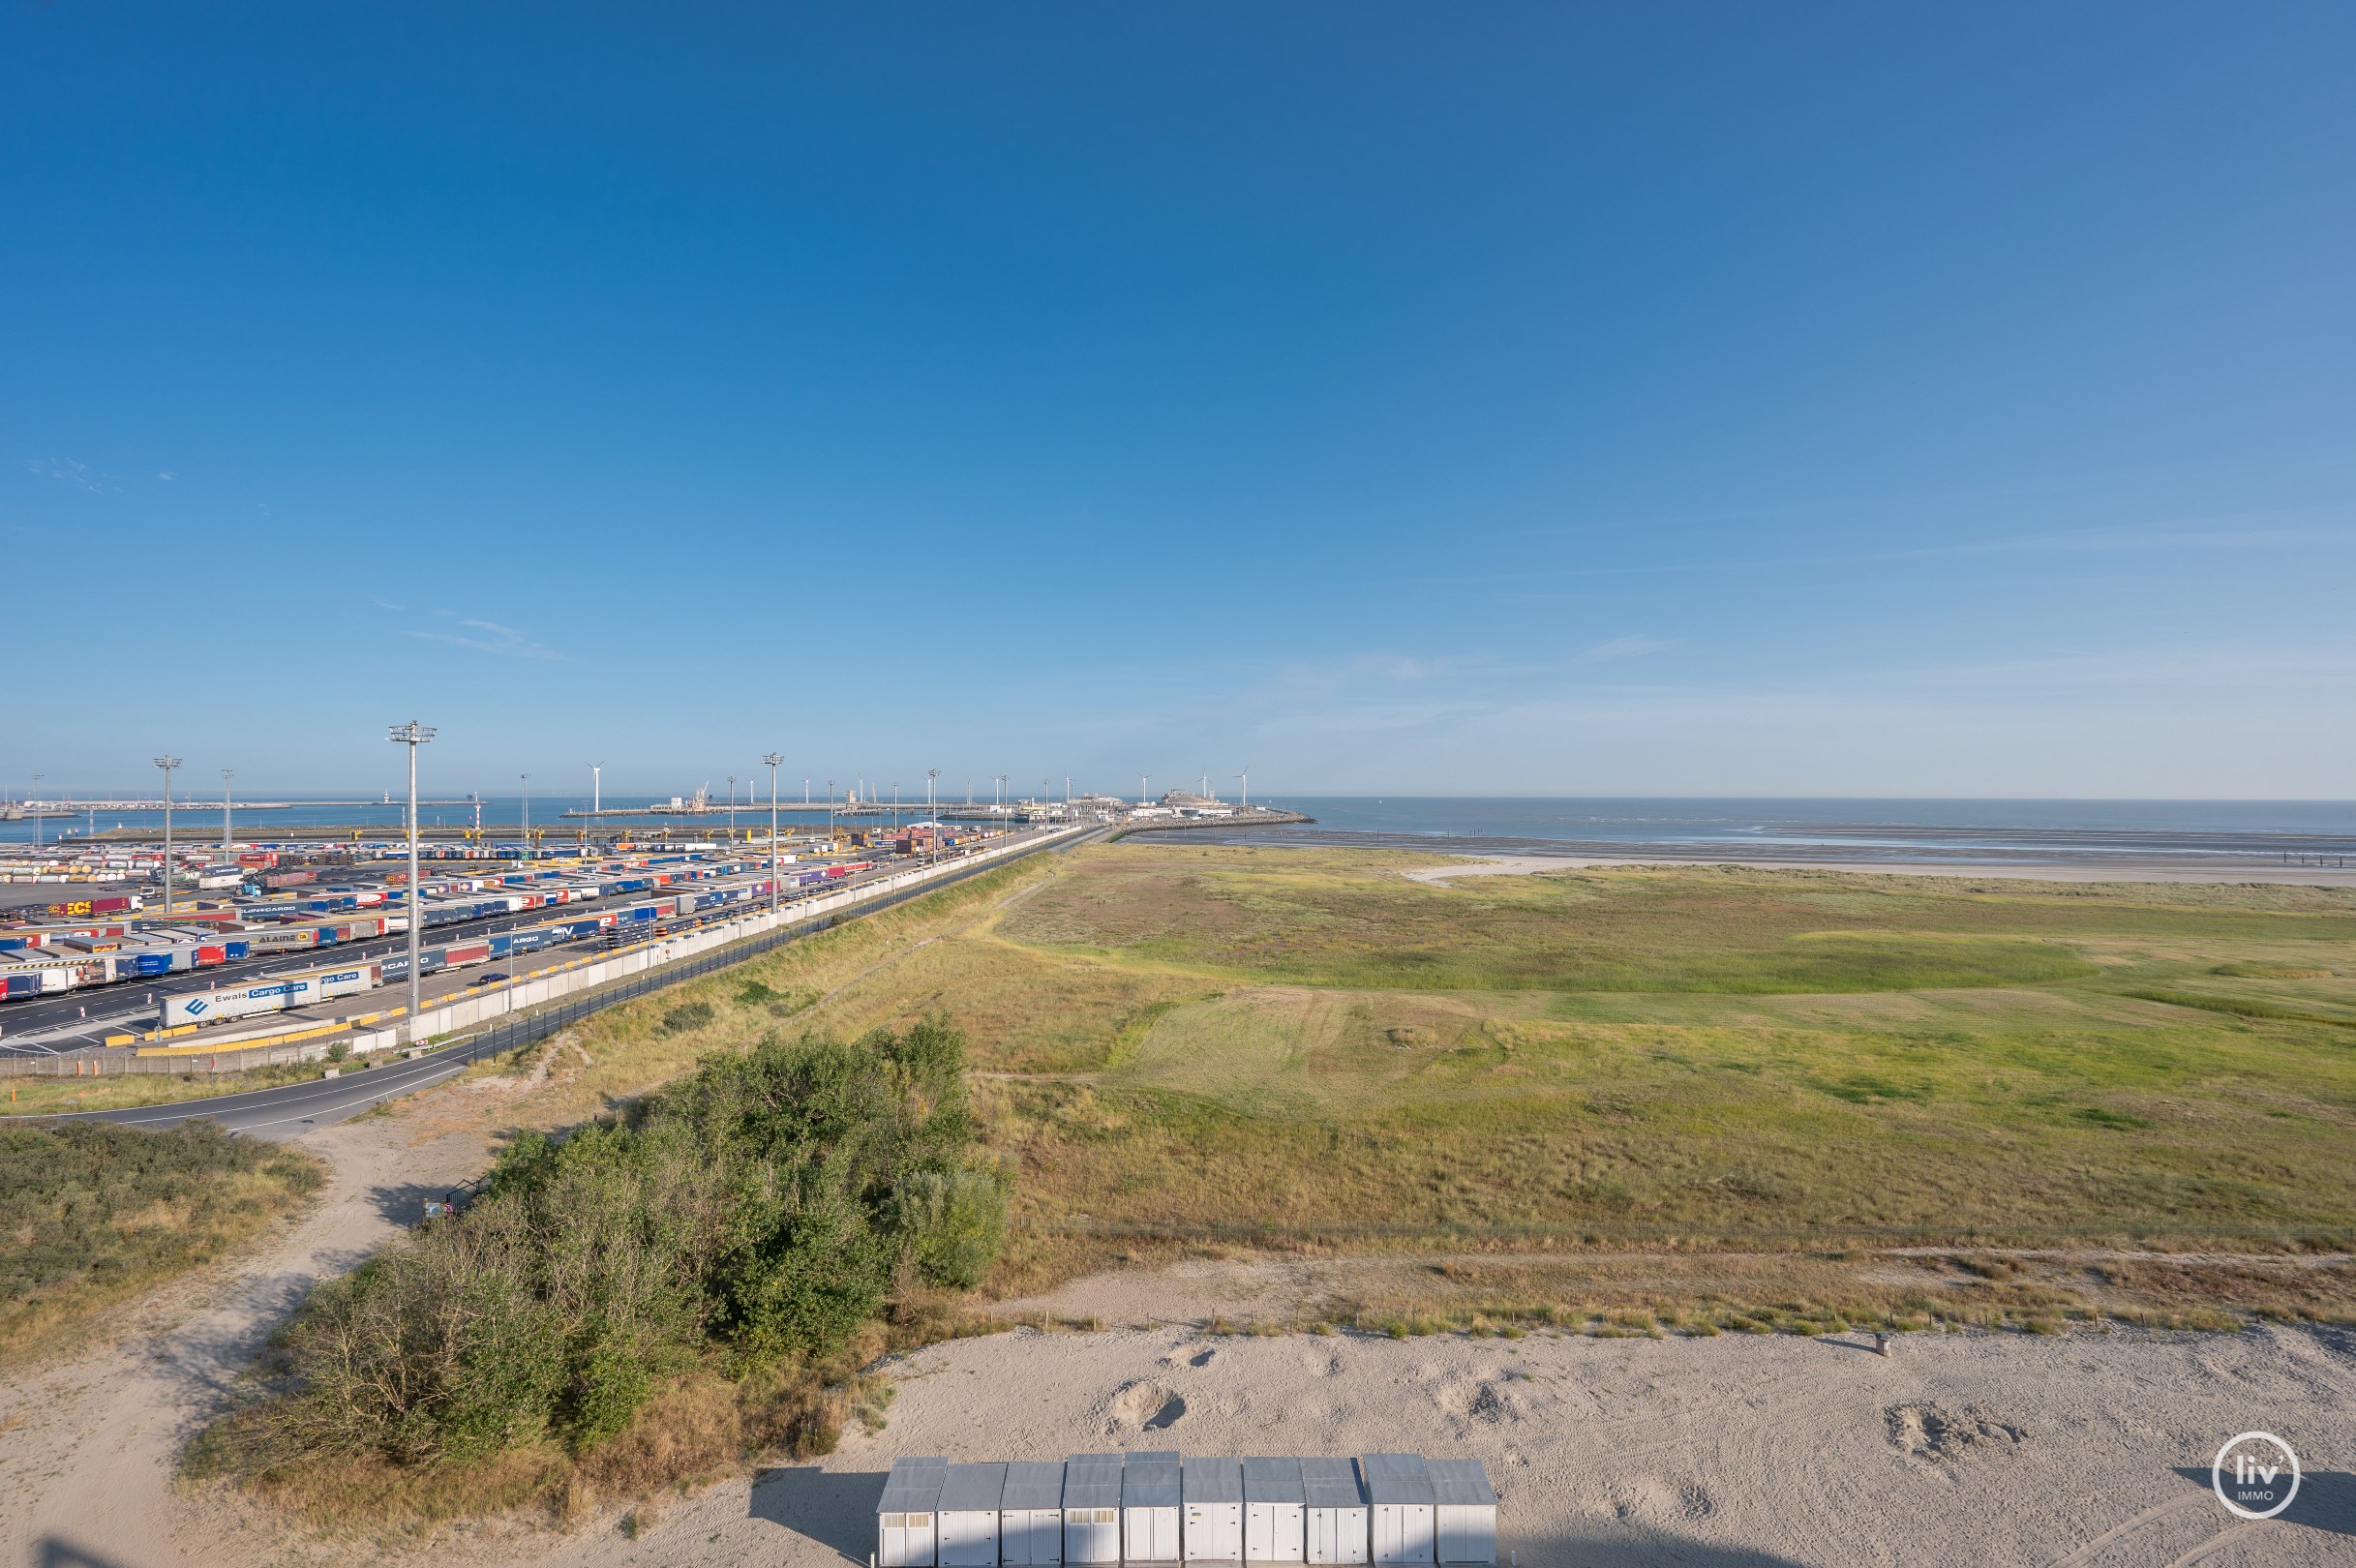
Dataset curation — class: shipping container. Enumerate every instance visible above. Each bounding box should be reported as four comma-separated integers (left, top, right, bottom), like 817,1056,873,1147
879,1458,950,1568
1246,1458,1307,1563
1063,1455,1125,1566
1363,1457,1434,1565
1185,1458,1246,1563
1428,1462,1495,1566
1303,1461,1369,1566
1124,1453,1184,1565
939,1464,1008,1568
1001,1461,1067,1567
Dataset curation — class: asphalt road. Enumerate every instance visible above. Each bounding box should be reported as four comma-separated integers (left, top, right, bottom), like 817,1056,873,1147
76,1040,485,1134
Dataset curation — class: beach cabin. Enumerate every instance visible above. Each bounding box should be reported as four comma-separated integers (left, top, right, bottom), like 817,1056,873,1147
1003,1460,1068,1566
1064,1454,1126,1566
1123,1451,1184,1564
1243,1457,1307,1563
1302,1459,1369,1565
940,1463,1009,1568
1183,1457,1245,1563
1427,1461,1497,1566
1362,1455,1435,1566
879,1456,951,1568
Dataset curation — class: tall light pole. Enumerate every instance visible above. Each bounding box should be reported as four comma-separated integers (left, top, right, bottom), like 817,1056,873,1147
727,774,737,837
927,768,939,817
29,774,41,851
389,722,436,1046
827,777,835,842
152,756,182,915
763,752,783,912
219,769,234,850
892,782,900,831
520,772,530,852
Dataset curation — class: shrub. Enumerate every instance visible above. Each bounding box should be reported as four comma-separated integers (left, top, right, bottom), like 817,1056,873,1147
659,1001,716,1033
896,1168,1010,1290
249,1020,1002,1469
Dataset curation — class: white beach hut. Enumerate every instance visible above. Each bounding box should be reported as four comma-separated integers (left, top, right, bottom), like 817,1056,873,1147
1064,1454,1126,1566
1302,1458,1369,1565
879,1456,950,1568
940,1462,1008,1568
1123,1451,1184,1564
1361,1455,1435,1566
1427,1461,1497,1566
1183,1456,1245,1563
1243,1457,1307,1563
1003,1460,1068,1565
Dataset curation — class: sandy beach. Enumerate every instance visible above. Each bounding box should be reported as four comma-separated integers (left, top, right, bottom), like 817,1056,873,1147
523,1317,2353,1568
1403,853,2356,887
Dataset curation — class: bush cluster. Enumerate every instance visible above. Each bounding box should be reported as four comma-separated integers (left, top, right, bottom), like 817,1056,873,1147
261,1021,1005,1465
2,1120,319,1306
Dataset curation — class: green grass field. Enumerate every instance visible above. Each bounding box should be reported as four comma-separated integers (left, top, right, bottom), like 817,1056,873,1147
731,846,2356,1253
476,841,2356,1324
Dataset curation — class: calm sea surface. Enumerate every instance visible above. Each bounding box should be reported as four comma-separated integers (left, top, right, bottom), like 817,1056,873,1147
1168,798,2356,863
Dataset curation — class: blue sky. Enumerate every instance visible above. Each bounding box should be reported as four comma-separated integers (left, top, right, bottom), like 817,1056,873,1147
5,3,2352,799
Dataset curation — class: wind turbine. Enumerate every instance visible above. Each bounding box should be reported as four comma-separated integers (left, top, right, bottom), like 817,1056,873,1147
1138,773,1149,806
588,762,604,817
1235,767,1250,809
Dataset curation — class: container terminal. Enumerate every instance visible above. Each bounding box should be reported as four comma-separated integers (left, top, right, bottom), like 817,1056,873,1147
0,788,1304,1060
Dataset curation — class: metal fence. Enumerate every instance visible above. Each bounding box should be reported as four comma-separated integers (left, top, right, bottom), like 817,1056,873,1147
331,834,1075,1074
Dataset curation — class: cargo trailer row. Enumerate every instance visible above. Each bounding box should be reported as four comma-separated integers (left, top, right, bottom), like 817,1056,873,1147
877,1454,1494,1568
1,839,912,1012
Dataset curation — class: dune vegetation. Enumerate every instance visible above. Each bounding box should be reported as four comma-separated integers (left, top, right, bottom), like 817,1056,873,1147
198,1022,1005,1526
0,1119,321,1365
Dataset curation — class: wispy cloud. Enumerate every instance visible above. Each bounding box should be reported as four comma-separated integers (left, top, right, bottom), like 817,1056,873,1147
156,470,176,481
1570,634,1677,664
404,618,565,660
26,457,117,492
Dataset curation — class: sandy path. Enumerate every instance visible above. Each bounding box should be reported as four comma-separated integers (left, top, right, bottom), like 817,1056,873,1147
0,1094,499,1568
520,1320,2353,1568
1402,853,2356,887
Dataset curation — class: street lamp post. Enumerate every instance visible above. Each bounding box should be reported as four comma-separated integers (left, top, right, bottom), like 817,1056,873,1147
763,752,783,914
153,756,181,916
388,722,436,1046
520,773,530,853
221,768,234,850
727,774,737,838
29,774,41,851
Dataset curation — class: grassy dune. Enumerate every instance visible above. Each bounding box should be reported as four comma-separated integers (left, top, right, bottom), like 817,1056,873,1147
525,843,2356,1325
1,1121,321,1365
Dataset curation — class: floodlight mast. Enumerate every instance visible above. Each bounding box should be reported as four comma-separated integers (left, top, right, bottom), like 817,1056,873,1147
153,757,182,915
29,774,41,850
221,769,234,849
388,722,436,1045
520,773,529,845
763,752,783,913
